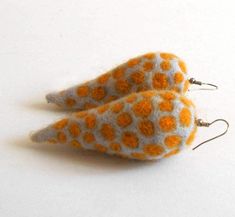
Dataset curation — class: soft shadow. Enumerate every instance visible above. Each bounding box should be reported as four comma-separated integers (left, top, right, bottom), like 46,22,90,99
10,136,157,175
24,101,67,113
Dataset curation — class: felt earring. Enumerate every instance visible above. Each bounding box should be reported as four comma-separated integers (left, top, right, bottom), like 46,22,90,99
46,52,217,111
31,90,228,161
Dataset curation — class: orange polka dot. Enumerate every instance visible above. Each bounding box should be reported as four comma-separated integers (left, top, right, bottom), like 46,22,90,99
138,120,155,136
159,100,174,112
159,116,176,132
70,140,81,148
110,143,121,152
91,86,106,101
180,96,193,107
122,132,139,148
144,53,156,60
143,144,164,156
115,79,131,94
69,122,80,137
113,67,125,79
160,60,171,71
77,85,89,97
101,124,115,141
132,99,153,117
141,91,156,98
183,80,190,93
85,114,96,129
117,112,132,127
179,60,187,73
95,144,107,153
131,71,145,84
97,73,110,84
152,73,169,89
97,104,110,114
143,61,154,72
179,108,191,127
57,132,67,143
160,53,177,60
164,135,182,149
159,91,176,100
126,94,137,103
111,102,124,113
75,111,87,118
131,152,146,160
186,126,197,145
127,57,141,67
66,98,76,107
53,119,68,130
164,149,180,158
84,102,97,110
174,72,184,84
83,132,96,143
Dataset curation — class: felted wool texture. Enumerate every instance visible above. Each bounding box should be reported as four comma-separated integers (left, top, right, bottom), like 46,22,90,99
32,90,197,161
46,52,189,111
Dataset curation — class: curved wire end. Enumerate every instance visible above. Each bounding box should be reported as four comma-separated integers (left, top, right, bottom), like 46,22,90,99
192,118,229,150
189,78,218,91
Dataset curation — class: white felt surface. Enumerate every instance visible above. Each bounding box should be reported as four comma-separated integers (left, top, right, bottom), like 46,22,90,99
0,0,235,216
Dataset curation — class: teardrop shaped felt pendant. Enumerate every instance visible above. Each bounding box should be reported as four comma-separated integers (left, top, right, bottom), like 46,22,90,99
46,52,216,111
31,90,198,160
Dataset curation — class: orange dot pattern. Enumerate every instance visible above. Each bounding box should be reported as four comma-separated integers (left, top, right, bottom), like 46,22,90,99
164,135,182,149
144,144,165,156
138,120,155,136
77,86,89,97
179,107,191,127
47,52,189,110
115,79,131,94
97,73,110,85
35,90,196,160
132,99,153,117
152,72,169,90
91,87,106,101
117,112,133,127
69,122,80,137
100,124,115,141
83,132,96,143
159,100,174,112
110,143,121,152
131,71,145,84
122,132,139,149
53,119,68,130
85,114,96,129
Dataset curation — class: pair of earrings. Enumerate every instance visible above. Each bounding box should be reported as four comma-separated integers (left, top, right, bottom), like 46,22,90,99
31,52,229,160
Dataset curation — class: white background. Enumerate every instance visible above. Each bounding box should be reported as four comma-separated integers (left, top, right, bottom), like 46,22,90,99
1,0,235,217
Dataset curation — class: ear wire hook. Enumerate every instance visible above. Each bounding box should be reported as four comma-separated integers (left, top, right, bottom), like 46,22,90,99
189,78,218,91
192,119,229,150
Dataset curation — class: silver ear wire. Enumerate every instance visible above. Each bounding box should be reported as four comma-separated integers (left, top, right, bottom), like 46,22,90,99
192,119,229,150
189,78,218,91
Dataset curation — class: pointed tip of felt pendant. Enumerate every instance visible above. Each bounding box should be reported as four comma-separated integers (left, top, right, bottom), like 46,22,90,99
46,92,59,104
30,127,57,144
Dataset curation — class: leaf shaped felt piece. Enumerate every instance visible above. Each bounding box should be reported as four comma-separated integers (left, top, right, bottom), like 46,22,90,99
46,52,189,111
31,90,197,160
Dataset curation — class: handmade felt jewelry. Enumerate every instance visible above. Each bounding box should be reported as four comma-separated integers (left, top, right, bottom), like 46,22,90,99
46,52,216,111
32,90,199,160
31,52,228,160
